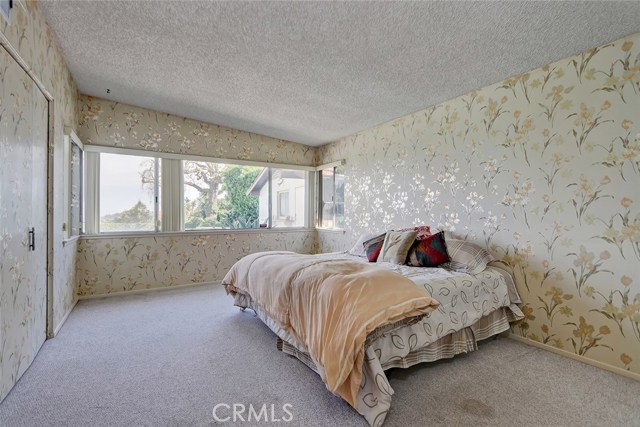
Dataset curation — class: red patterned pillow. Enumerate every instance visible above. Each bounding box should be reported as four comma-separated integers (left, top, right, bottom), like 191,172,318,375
406,231,450,267
363,233,386,262
397,225,432,240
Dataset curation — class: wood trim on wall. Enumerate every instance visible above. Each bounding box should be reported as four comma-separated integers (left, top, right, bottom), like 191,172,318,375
76,281,219,301
508,334,640,382
0,31,53,101
52,298,78,337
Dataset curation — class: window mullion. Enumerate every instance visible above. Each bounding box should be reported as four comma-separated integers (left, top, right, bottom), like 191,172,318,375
305,171,312,228
317,171,322,227
160,159,183,232
267,168,273,229
79,149,84,234
178,160,184,231
85,151,100,234
332,167,337,225
154,157,160,232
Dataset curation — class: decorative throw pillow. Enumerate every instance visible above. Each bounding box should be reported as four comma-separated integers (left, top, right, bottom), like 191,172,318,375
397,225,432,240
406,231,450,267
445,239,495,275
348,232,380,257
377,230,418,264
363,233,387,262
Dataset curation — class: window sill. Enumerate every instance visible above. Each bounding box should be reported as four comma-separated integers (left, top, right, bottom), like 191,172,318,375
316,228,346,234
80,228,315,240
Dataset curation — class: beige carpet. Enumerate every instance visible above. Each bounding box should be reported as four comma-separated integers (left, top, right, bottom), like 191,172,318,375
1,284,639,427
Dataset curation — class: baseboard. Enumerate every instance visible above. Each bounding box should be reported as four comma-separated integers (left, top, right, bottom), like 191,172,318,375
51,298,79,338
77,281,220,301
508,333,640,382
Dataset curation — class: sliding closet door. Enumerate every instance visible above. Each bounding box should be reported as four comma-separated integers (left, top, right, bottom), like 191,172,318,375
0,46,48,402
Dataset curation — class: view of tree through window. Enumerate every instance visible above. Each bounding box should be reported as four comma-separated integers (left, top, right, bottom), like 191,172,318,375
183,161,261,230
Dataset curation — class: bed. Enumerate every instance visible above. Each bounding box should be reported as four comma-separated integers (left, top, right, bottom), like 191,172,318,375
222,245,523,427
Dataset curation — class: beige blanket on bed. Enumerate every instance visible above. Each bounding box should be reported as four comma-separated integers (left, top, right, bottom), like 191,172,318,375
222,251,439,407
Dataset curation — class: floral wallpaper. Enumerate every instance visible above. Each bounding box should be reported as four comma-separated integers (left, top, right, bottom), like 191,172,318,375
77,232,315,296
1,0,79,402
317,34,640,375
75,96,317,296
77,95,315,166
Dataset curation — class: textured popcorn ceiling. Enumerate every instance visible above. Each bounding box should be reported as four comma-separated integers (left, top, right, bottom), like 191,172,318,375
41,1,640,146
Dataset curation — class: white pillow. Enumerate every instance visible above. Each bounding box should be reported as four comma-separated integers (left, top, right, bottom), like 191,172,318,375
348,232,380,257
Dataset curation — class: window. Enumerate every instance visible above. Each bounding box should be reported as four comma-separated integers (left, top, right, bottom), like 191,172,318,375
83,146,311,234
317,163,345,229
98,153,159,232
183,161,261,230
63,130,84,238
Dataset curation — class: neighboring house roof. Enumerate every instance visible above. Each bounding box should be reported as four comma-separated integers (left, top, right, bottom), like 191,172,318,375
247,168,306,196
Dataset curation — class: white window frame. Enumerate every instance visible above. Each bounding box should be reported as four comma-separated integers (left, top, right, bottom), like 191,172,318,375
62,128,84,240
83,145,315,235
161,158,183,232
316,160,345,230
86,150,160,234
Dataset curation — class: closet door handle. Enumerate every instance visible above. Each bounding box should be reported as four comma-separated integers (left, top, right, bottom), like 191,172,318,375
28,227,35,251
